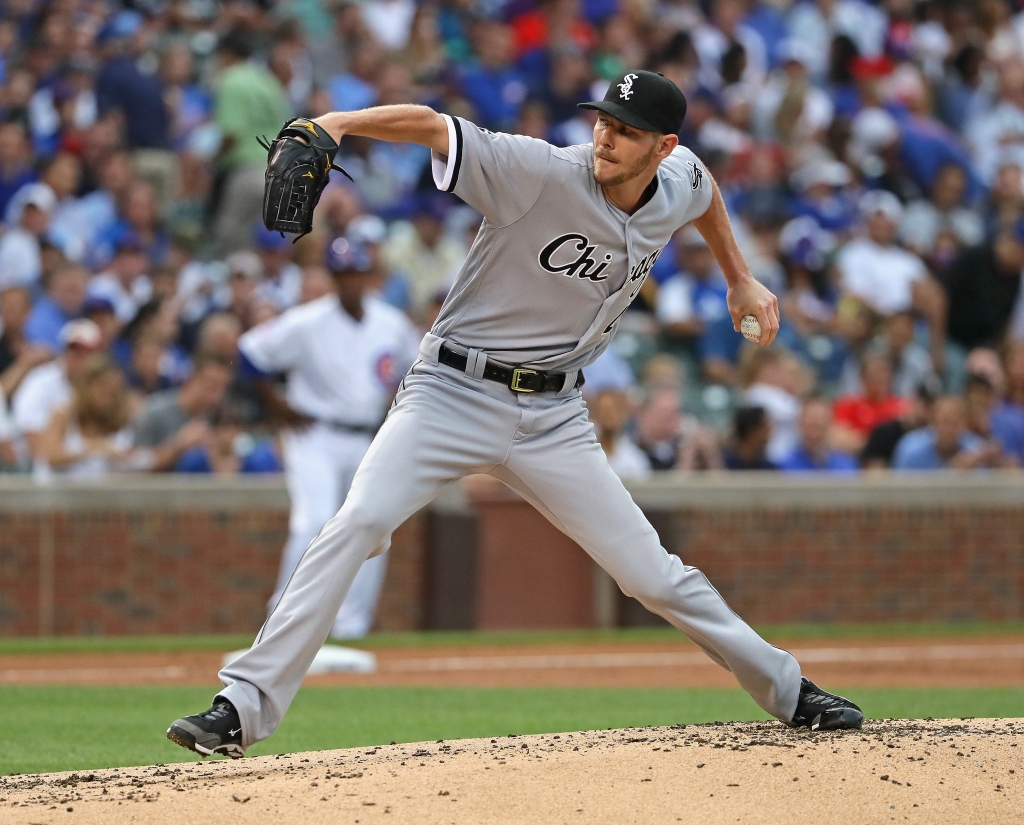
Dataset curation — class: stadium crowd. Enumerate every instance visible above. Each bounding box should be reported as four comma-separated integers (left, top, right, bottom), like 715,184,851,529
2,0,1024,480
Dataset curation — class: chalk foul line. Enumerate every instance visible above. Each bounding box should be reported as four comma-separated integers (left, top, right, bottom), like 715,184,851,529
382,645,1024,673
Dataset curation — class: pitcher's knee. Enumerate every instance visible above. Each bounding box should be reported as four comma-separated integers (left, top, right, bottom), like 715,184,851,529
338,500,397,547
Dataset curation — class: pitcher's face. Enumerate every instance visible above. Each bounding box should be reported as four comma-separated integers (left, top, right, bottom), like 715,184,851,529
592,115,660,187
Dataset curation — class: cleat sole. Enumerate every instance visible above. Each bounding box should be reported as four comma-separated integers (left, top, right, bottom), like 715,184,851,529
811,707,865,731
167,724,244,759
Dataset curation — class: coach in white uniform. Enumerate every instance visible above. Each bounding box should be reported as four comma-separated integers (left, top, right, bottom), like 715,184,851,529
238,237,419,638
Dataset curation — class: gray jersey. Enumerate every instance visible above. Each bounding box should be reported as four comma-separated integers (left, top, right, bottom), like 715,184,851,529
429,114,713,372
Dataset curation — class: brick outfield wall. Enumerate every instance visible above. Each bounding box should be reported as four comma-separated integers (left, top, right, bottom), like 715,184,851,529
0,511,424,638
667,507,1024,624
0,480,426,638
0,475,1022,636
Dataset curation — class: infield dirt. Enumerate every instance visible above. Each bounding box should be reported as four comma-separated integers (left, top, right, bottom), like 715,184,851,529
2,719,1020,824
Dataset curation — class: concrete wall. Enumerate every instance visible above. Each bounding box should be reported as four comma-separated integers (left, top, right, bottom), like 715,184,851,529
1,473,1022,636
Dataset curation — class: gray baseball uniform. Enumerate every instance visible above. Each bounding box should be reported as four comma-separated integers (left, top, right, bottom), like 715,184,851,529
218,116,802,747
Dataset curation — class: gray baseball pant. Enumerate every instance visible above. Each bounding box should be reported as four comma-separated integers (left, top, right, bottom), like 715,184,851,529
218,358,802,748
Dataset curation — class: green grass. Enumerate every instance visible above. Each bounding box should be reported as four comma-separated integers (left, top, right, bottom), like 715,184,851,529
1,621,1022,656
3,685,1022,776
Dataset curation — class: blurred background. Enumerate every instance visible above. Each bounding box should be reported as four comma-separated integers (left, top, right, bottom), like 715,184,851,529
1,0,1024,638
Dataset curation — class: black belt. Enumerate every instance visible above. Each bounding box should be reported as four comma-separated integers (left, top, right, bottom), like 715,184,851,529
437,344,584,394
316,419,377,435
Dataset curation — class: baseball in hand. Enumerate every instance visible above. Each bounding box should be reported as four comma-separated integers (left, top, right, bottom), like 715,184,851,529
740,315,762,342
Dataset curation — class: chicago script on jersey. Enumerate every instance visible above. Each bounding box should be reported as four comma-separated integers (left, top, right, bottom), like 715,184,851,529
538,233,614,281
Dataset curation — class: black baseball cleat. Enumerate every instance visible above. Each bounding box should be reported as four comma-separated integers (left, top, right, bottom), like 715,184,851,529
167,699,245,758
790,678,864,731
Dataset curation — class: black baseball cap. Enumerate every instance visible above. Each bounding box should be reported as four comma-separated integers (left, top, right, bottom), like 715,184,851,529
578,70,688,135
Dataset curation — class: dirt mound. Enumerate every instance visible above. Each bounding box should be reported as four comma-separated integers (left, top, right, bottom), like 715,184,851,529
2,719,1020,824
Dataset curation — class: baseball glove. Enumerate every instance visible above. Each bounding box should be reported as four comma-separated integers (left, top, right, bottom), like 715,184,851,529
257,117,353,241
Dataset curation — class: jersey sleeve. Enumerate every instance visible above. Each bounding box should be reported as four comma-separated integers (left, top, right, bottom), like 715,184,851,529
666,145,713,224
237,310,307,374
431,115,552,227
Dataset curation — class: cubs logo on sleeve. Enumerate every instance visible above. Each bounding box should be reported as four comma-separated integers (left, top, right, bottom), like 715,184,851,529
375,352,398,389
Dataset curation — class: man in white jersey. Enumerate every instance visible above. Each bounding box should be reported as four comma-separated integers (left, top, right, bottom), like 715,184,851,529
168,71,863,759
237,237,419,639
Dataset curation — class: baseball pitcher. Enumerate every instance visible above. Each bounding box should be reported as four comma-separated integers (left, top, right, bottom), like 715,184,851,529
168,71,863,758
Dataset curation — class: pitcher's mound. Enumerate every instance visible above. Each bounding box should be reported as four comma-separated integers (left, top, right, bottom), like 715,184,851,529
2,719,1020,824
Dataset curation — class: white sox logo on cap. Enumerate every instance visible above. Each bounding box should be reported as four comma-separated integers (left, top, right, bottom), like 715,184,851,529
617,73,639,100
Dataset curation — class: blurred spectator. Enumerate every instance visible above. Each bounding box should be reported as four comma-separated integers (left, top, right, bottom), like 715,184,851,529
778,396,858,473
860,380,937,470
309,1,367,85
0,284,51,401
131,351,233,469
113,298,191,396
839,311,936,400
754,39,833,145
966,59,1024,186
590,386,650,479
23,263,88,352
722,405,776,471
964,372,1022,467
223,250,264,329
38,353,152,478
986,158,1024,238
56,149,136,268
788,0,886,80
175,400,280,475
777,216,838,339
1,284,51,468
161,42,212,151
86,233,151,324
0,182,56,288
363,0,417,51
943,223,1024,351
694,0,768,89
635,386,722,471
656,227,738,384
212,29,290,255
901,162,983,263
383,194,466,318
836,190,947,368
832,352,909,453
11,319,104,468
742,346,807,464
196,312,243,363
1003,340,1024,413
457,21,528,131
0,118,36,221
81,295,120,347
94,11,175,207
788,159,856,233
889,67,979,205
893,395,998,470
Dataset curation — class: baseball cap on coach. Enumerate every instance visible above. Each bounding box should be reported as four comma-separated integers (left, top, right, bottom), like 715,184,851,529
578,70,688,135
326,236,373,274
